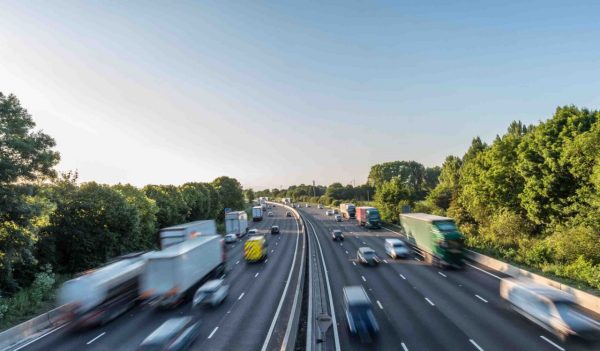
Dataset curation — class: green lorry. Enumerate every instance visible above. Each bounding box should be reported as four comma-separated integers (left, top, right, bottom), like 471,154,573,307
399,213,465,269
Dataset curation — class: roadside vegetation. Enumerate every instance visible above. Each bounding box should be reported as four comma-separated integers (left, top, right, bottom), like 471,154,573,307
0,93,246,330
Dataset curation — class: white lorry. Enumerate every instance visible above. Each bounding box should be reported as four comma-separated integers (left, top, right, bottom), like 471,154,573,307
225,211,248,237
159,220,217,249
141,235,225,308
252,206,263,222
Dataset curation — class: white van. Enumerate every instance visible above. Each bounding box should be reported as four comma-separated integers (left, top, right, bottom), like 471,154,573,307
384,238,409,259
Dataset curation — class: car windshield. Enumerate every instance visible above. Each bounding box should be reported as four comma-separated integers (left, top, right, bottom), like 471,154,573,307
393,243,405,248
445,239,464,250
434,221,458,232
367,210,380,219
363,251,375,257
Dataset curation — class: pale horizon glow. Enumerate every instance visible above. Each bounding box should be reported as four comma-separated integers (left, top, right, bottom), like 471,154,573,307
1,1,599,190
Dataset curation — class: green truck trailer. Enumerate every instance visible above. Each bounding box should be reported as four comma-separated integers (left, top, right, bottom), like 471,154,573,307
399,213,465,269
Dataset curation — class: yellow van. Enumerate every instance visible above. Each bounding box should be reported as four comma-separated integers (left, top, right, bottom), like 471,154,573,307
244,235,267,262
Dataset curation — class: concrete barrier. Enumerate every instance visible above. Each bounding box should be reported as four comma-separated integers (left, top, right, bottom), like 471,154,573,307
466,250,600,313
0,304,68,351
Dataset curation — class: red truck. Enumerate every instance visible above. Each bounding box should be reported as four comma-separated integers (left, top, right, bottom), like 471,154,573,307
356,206,381,229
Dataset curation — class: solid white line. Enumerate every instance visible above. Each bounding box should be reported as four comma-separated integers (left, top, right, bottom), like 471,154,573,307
466,263,502,280
540,336,565,351
208,326,219,339
377,300,383,310
361,275,366,282
401,342,409,351
11,323,70,351
265,258,268,263
238,292,245,300
414,257,421,261
255,272,260,278
236,260,240,265
438,272,447,277
469,339,484,351
400,274,406,280
425,297,435,306
271,249,274,253
475,294,488,303
352,262,357,266
86,332,106,345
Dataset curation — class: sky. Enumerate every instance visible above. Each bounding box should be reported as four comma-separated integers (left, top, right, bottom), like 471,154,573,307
1,1,599,190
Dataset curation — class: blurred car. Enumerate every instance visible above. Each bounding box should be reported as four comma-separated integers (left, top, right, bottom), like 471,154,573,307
268,211,274,217
193,279,229,308
334,214,342,222
384,238,409,259
500,278,600,341
286,211,292,217
318,204,323,209
357,247,379,266
325,210,334,216
137,316,201,351
271,225,280,234
343,286,379,340
332,229,344,241
224,234,237,244
247,229,259,236
333,209,339,214
305,204,310,208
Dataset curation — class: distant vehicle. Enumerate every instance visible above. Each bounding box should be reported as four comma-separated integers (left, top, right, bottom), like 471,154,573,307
224,234,237,244
59,255,146,328
140,236,225,308
357,247,379,265
192,279,228,308
305,204,310,208
333,209,339,214
356,207,381,229
137,316,201,351
400,213,464,269
225,211,248,238
500,278,600,341
244,235,268,262
343,286,379,340
332,229,344,241
268,211,274,217
384,238,409,259
325,210,334,216
271,225,280,234
247,229,259,236
340,203,356,219
282,198,291,205
335,214,342,222
159,220,217,249
318,204,323,209
286,211,292,217
252,206,263,222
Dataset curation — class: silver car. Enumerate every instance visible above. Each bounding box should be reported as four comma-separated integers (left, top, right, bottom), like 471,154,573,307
384,238,409,259
224,234,237,244
193,279,229,308
334,214,342,222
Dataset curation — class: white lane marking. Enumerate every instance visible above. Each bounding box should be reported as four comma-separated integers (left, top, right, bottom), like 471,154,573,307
400,274,406,280
255,272,260,278
377,300,383,309
11,323,70,351
466,263,502,280
236,260,240,265
340,243,343,246
362,241,366,245
86,332,106,345
208,326,219,339
438,272,447,278
238,292,245,300
475,294,488,303
425,297,435,306
469,339,484,351
276,242,278,246
383,260,388,264
352,262,357,266
361,276,366,282
345,250,349,254
540,336,565,351
401,342,409,351
414,257,421,261
265,258,269,263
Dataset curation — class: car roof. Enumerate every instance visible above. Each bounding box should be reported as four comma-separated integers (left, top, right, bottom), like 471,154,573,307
141,317,192,344
359,246,374,253
271,225,279,228
385,238,403,244
332,229,342,233
199,279,223,291
343,286,371,305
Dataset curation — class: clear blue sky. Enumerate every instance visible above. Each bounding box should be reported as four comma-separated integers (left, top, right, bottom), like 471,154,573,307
1,1,599,189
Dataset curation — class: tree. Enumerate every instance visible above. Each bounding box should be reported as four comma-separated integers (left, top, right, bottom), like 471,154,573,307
244,188,255,203
212,176,244,213
112,184,159,250
0,93,60,293
179,182,210,221
143,185,188,229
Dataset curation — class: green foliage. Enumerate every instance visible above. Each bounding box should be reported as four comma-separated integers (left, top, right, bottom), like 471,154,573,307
212,176,244,220
143,185,188,229
112,184,159,250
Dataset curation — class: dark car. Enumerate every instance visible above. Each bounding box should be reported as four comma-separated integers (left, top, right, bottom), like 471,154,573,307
286,211,292,217
137,316,201,351
271,225,280,234
357,247,379,266
344,286,379,341
332,229,344,241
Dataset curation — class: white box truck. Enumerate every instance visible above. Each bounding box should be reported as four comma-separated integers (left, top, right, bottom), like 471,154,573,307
141,235,224,308
159,220,217,249
252,206,263,222
225,211,248,237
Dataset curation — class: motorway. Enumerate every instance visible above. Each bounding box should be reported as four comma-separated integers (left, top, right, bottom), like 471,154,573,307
12,204,304,351
297,206,598,351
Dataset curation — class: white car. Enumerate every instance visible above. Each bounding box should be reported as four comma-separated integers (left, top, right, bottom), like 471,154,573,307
325,210,334,216
193,279,229,307
224,234,237,244
334,214,342,222
248,229,259,236
318,204,323,209
384,238,409,259
268,211,274,217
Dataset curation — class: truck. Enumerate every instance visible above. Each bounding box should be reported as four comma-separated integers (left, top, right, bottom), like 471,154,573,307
225,211,248,237
356,206,381,229
159,220,217,249
58,254,146,328
399,213,465,269
140,235,225,308
252,206,263,222
340,203,356,219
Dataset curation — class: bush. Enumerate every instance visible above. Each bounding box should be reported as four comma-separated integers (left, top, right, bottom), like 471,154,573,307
550,225,600,265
